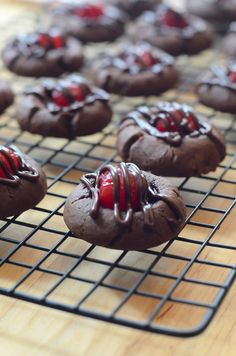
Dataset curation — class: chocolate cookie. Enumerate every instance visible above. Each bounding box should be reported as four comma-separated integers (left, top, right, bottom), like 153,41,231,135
186,0,236,22
0,81,14,114
223,22,236,57
91,43,178,96
2,30,83,77
117,102,226,177
132,4,214,56
64,162,186,250
16,75,112,138
0,145,47,218
196,62,236,113
108,0,159,19
50,3,126,43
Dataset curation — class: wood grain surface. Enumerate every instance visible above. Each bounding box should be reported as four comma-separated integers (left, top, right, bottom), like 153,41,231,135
0,281,235,356
0,2,235,355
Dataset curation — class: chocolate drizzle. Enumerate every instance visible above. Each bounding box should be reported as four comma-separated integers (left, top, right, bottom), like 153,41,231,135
97,44,174,75
125,102,212,147
12,31,65,59
0,145,39,186
27,75,110,115
80,162,182,227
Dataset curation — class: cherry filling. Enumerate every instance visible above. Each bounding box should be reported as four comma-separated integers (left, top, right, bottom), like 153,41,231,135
161,8,189,29
155,109,199,134
37,33,65,49
73,4,104,19
51,91,70,107
21,32,65,52
81,163,158,226
228,65,236,83
124,51,157,69
0,148,21,179
98,168,141,211
229,71,236,82
69,84,86,101
137,52,156,67
51,84,86,108
37,34,50,48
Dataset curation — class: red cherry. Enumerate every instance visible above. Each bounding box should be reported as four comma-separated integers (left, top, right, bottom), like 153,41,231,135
52,35,65,49
0,149,21,179
156,111,199,133
156,119,168,132
69,84,85,102
52,90,70,107
187,114,198,131
98,168,140,211
37,34,50,48
173,109,182,122
172,109,199,131
156,115,178,132
74,8,84,17
74,5,104,19
229,71,236,83
169,116,178,132
162,9,189,29
140,52,156,67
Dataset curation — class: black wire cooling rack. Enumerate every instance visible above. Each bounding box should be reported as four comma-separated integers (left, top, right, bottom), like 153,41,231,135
0,5,235,337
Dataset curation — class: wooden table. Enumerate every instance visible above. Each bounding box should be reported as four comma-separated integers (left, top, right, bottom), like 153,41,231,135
0,282,235,356
0,2,235,355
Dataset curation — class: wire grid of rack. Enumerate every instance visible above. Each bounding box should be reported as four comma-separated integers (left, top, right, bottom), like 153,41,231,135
0,5,235,338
